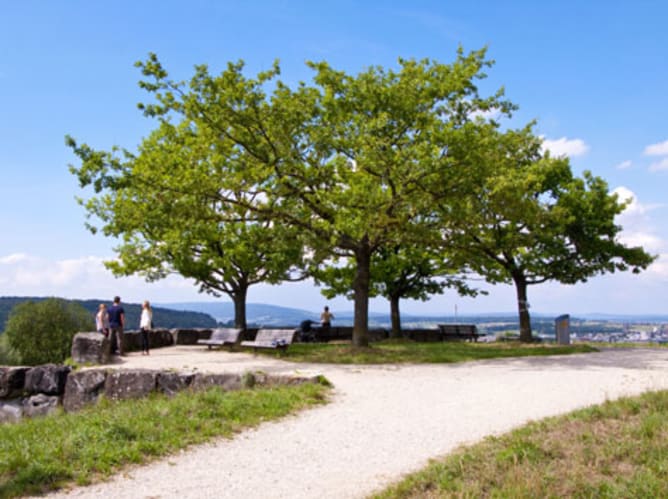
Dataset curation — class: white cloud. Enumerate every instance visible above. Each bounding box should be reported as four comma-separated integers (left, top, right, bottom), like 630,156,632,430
0,254,211,305
615,160,632,170
541,137,589,158
613,186,666,254
644,139,668,156
649,157,668,172
0,253,30,264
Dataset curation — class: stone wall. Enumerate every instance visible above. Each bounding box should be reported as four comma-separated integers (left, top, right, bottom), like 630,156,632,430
0,364,321,424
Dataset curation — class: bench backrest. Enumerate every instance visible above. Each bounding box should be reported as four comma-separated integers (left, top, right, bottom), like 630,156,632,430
254,329,297,344
438,324,477,335
210,328,243,342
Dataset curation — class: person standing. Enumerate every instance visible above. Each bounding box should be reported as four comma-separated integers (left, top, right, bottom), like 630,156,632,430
320,306,334,328
108,296,125,356
95,303,110,337
139,300,153,355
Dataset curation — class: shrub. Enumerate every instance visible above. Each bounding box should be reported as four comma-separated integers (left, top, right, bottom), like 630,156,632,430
4,298,92,365
0,333,21,365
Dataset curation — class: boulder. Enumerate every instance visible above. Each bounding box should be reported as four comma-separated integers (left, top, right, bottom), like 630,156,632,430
191,372,243,392
24,364,71,395
156,371,196,396
0,366,30,399
104,370,157,400
71,332,110,365
0,399,24,423
63,369,107,412
23,393,60,418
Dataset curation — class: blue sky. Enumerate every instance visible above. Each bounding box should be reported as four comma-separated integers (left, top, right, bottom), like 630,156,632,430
1,1,667,316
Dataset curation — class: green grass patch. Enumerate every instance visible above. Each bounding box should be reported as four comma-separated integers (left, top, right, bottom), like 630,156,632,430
263,340,597,364
0,382,329,498
373,389,668,498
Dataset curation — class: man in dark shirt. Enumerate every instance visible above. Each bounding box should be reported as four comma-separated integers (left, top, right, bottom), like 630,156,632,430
108,296,126,356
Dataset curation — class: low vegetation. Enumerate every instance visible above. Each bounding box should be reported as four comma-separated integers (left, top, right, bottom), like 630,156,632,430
374,389,668,498
0,382,329,498
261,340,597,364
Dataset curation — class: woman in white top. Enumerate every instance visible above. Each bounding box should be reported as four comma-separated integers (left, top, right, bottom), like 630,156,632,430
95,303,110,336
139,300,153,355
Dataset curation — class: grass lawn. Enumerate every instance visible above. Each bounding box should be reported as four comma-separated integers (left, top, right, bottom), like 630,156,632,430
257,339,597,364
373,389,668,498
0,382,330,498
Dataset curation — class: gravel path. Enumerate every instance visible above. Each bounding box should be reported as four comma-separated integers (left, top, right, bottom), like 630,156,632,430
43,347,668,499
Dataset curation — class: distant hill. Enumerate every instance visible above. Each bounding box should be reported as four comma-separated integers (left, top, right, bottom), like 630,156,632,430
0,297,218,333
159,302,319,327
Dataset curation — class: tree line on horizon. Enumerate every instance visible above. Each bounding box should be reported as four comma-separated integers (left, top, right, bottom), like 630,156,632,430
67,47,654,345
0,296,217,334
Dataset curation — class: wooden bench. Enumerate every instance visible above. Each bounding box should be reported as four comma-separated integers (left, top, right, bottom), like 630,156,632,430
240,329,297,352
437,324,480,342
196,328,243,349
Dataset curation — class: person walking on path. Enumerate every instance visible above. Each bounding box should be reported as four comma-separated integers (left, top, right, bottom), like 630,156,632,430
139,300,153,355
95,303,110,337
108,296,126,356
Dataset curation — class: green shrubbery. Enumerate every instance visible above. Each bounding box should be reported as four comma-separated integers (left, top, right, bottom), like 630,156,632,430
4,298,91,365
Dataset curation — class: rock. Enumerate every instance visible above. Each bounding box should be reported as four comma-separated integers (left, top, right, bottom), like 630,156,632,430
0,399,24,423
104,370,157,400
23,393,60,418
191,373,243,392
71,332,110,365
156,371,195,396
24,364,71,395
63,369,107,412
0,367,30,399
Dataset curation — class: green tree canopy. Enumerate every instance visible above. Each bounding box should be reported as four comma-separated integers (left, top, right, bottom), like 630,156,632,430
92,48,511,346
5,298,91,365
442,124,656,341
67,107,306,329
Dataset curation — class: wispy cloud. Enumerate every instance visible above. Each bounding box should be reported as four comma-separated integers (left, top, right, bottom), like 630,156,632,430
644,139,668,172
644,139,668,156
649,157,668,172
615,160,632,170
541,136,589,158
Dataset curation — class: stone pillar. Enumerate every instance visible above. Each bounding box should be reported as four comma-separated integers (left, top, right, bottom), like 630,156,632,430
555,314,570,345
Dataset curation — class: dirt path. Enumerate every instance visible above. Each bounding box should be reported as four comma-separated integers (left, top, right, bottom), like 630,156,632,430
43,347,668,498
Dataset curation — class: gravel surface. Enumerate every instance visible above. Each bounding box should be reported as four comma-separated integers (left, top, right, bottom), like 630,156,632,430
41,346,668,499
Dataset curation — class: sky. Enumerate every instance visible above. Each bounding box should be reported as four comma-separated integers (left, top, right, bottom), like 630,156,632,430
1,1,667,317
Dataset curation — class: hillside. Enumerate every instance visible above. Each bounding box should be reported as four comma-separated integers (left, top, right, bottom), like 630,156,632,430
0,297,218,332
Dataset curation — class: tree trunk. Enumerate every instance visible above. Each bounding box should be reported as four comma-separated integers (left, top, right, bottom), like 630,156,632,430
352,242,371,347
513,274,532,342
232,286,248,330
389,294,401,338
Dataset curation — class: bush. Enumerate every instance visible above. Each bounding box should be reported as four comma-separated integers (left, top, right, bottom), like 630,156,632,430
0,333,21,365
4,298,92,365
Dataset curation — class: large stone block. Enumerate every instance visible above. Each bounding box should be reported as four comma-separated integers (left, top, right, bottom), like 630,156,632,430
23,393,60,418
63,369,107,412
156,371,196,396
104,370,157,400
0,367,30,399
191,372,243,392
71,332,110,365
24,364,71,395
